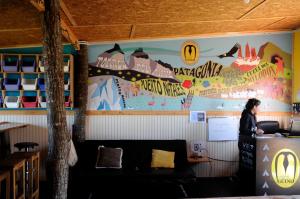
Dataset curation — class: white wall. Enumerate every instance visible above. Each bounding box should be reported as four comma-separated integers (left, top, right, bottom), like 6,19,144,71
0,114,290,179
0,114,74,180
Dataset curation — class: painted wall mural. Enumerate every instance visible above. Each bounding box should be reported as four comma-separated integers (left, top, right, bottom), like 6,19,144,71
88,33,292,111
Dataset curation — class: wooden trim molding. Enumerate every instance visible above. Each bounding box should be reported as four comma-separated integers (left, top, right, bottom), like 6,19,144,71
0,110,291,116
86,110,291,116
0,110,74,115
88,30,292,46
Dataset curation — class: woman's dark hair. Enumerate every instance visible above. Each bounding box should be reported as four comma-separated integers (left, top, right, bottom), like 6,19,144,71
245,98,261,111
241,98,261,123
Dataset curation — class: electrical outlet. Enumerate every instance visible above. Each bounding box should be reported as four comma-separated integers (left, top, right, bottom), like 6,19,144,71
190,140,207,157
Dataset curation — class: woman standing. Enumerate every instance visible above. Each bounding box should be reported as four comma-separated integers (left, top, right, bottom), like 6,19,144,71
239,98,264,136
238,98,264,195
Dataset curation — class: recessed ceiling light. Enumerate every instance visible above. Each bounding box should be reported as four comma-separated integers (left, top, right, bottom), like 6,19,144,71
243,0,251,4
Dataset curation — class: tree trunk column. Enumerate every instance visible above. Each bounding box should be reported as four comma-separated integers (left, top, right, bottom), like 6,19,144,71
42,0,70,198
73,43,88,143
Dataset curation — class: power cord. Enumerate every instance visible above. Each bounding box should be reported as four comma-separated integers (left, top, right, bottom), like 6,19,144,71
193,148,238,177
199,148,239,162
207,157,239,163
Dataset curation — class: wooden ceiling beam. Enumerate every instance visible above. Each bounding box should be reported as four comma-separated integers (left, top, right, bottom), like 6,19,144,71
71,16,289,28
260,17,286,30
29,0,45,12
129,25,136,39
61,20,79,49
28,0,80,49
0,28,40,32
237,0,267,20
60,0,77,26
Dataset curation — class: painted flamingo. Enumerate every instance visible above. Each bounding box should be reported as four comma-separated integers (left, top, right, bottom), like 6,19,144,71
161,99,167,109
148,96,155,107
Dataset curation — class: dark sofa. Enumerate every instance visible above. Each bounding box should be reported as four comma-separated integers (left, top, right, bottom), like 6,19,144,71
69,140,196,199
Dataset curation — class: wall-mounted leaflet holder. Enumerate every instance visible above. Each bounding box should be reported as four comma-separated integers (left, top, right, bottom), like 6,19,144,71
190,140,207,158
293,103,300,114
189,111,206,123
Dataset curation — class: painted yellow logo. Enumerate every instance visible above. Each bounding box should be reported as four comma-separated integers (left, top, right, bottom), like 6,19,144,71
271,149,300,188
181,40,199,65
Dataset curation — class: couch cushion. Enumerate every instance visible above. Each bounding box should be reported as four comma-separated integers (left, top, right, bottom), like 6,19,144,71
74,140,138,171
151,149,175,168
95,146,123,168
133,140,188,170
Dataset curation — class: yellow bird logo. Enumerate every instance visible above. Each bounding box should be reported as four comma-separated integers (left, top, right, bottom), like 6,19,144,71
181,41,199,65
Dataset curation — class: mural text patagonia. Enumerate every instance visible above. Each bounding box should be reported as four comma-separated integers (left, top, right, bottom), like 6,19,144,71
173,61,223,78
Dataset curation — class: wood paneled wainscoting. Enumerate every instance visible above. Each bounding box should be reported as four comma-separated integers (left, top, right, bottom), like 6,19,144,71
0,111,290,179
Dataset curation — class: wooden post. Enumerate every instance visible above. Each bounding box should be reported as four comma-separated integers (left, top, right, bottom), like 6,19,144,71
42,0,71,198
73,43,88,143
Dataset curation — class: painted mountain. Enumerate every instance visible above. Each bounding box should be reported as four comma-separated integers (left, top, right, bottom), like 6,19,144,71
88,76,126,110
89,44,178,83
258,42,291,67
232,43,260,72
128,48,176,79
258,42,292,79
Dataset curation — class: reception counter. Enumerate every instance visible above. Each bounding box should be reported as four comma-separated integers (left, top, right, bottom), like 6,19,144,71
239,134,300,196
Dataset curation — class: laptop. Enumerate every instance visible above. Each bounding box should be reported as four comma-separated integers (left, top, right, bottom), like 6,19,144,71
288,119,300,137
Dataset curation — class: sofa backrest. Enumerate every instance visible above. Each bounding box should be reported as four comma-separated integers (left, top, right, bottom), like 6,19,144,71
75,140,188,170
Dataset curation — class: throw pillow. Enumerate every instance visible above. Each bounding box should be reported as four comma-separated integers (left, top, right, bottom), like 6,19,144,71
95,145,123,169
151,149,175,168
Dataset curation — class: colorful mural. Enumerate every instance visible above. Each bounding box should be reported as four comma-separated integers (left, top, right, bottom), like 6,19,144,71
88,33,292,111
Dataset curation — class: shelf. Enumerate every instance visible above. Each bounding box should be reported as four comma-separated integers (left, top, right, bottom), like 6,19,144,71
188,156,211,163
0,170,10,199
0,53,74,110
0,158,25,199
11,152,40,199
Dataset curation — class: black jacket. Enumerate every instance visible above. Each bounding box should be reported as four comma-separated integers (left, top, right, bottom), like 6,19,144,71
239,110,257,136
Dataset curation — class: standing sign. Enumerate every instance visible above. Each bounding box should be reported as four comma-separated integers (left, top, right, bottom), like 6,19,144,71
256,137,300,195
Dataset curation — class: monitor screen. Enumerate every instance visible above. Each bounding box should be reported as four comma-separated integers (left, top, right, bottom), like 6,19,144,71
288,120,300,137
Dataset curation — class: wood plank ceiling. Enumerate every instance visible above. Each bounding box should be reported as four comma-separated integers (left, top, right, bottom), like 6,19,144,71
1,0,300,48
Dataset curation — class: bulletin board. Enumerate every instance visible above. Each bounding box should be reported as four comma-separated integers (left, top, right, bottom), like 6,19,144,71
208,117,238,141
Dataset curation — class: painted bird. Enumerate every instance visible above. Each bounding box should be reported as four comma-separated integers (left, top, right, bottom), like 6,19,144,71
218,43,241,58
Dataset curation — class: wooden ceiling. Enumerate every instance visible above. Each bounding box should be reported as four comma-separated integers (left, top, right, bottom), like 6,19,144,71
1,0,300,48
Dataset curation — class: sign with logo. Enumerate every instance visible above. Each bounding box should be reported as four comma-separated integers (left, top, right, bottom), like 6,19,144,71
181,40,199,65
271,149,300,188
256,138,300,195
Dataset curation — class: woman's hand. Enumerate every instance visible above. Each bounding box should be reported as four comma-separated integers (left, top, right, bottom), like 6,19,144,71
256,128,264,135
